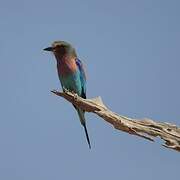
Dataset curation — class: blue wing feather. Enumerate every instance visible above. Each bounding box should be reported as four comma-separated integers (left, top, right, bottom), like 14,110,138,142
76,58,86,99
75,58,91,148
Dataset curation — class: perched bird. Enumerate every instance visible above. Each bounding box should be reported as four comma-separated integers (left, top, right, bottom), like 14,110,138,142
44,41,91,148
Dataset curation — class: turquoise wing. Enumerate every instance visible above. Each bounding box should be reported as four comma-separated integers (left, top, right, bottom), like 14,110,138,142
75,58,86,99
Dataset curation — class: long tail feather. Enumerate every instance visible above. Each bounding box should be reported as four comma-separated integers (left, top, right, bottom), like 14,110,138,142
83,123,91,149
77,108,91,149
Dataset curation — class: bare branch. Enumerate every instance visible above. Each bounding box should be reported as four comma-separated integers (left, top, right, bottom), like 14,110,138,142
51,90,180,152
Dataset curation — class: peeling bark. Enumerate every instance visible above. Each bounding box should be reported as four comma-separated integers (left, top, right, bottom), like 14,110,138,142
51,90,180,152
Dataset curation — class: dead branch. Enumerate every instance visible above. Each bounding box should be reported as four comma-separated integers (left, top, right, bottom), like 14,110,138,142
51,90,180,152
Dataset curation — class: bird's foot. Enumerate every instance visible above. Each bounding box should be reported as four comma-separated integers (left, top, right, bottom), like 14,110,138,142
73,93,78,101
62,87,68,93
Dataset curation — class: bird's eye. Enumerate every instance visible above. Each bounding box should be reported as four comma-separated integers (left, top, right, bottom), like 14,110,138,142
56,45,65,49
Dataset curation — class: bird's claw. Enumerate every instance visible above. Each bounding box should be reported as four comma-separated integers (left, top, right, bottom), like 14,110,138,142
62,87,68,93
74,93,78,101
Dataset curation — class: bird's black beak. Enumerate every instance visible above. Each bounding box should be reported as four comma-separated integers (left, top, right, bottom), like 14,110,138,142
43,47,53,51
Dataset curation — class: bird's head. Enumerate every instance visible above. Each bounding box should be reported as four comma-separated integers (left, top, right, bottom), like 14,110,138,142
43,41,77,59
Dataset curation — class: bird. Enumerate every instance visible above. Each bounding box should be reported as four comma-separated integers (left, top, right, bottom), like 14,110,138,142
44,41,91,148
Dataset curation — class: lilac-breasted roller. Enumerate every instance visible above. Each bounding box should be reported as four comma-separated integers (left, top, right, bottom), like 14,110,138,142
44,41,91,148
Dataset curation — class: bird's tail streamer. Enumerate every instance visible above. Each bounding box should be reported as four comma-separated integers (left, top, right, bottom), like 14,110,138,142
77,108,91,149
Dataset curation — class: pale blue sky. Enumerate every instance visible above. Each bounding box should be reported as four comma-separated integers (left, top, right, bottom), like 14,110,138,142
0,0,180,179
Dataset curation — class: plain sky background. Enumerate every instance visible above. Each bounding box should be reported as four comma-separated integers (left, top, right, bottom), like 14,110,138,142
0,0,180,179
